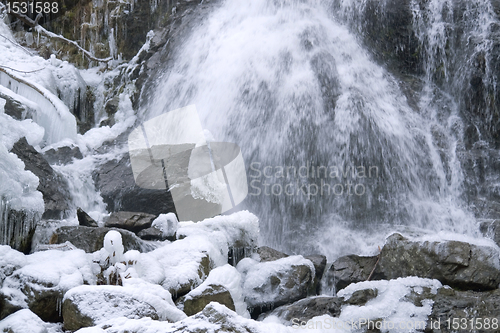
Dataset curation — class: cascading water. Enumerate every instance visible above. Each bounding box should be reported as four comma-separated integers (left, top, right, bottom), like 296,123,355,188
143,0,491,259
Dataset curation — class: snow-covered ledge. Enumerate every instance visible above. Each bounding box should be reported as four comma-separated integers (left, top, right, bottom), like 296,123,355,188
0,68,77,146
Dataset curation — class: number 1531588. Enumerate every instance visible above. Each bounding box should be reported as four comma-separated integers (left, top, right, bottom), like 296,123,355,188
6,1,59,14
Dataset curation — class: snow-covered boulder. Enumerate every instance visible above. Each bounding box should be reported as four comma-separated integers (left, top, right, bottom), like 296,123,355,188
10,137,73,220
62,283,186,331
176,264,248,317
75,302,271,333
0,309,49,333
178,211,259,265
238,256,315,317
177,284,235,316
0,247,94,322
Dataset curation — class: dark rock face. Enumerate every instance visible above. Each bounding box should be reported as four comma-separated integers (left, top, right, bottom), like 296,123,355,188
425,288,500,332
333,0,422,76
105,211,157,233
77,208,98,227
260,296,343,324
479,219,500,247
177,284,235,316
326,255,378,293
10,137,72,219
49,226,153,253
304,254,327,294
374,233,500,291
94,153,176,216
43,145,83,165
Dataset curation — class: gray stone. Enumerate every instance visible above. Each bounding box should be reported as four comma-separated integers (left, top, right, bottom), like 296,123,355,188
257,246,288,262
105,211,157,233
62,286,160,331
177,284,235,316
43,145,83,165
326,254,378,293
77,208,98,227
137,227,171,241
373,233,500,291
242,256,315,318
479,219,500,247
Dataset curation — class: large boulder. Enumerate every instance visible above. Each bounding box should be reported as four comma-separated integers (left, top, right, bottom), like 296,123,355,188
325,254,378,293
0,309,48,333
238,256,315,318
260,296,343,324
10,137,72,219
373,233,500,291
93,153,176,216
105,211,157,233
425,288,500,332
0,248,94,322
49,226,155,253
176,284,235,316
62,284,186,331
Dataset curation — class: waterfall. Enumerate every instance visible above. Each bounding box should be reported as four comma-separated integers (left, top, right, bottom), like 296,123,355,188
142,0,494,259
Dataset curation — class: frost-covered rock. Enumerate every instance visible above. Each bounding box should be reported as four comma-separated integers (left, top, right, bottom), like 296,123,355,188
150,213,178,240
105,211,157,233
176,264,248,317
238,256,315,317
134,237,212,298
63,283,186,331
49,226,155,253
75,302,270,333
177,284,235,316
10,137,73,220
374,233,500,291
178,211,259,265
0,114,44,253
0,309,49,333
0,247,94,322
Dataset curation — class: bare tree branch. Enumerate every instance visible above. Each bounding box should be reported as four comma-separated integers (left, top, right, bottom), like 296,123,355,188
8,12,113,63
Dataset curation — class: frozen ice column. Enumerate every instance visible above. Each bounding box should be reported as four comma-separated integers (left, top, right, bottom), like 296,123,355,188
128,105,248,222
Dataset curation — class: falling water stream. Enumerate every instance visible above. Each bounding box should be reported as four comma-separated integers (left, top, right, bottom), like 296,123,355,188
132,0,500,260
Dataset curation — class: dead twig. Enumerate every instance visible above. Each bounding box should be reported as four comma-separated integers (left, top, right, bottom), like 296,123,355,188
367,246,382,281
